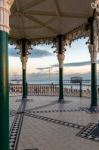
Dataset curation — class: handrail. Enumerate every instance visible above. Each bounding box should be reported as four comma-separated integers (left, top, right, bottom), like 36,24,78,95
9,82,99,98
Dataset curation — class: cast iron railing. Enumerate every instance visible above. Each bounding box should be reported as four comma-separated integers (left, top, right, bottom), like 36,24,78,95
9,81,99,98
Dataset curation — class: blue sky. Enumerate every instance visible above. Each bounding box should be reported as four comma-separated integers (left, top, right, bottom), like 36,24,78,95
8,37,99,83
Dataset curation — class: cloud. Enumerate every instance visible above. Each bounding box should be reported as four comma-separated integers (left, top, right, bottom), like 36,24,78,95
8,47,18,57
37,61,91,71
25,71,99,84
26,72,59,83
37,67,50,70
36,60,99,71
8,47,52,58
64,61,91,67
30,49,52,58
9,68,99,84
53,60,99,67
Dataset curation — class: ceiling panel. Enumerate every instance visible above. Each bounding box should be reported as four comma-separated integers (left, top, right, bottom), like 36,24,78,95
9,0,94,40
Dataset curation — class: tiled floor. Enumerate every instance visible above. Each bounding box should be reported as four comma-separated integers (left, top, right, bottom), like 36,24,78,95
9,96,99,150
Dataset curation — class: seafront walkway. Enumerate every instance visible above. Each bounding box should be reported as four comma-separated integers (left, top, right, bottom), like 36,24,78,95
9,95,99,150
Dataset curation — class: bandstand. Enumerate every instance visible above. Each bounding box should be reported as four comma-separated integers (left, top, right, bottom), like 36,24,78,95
0,0,99,149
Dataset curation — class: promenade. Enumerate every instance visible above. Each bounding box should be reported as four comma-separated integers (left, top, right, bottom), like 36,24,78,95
9,96,99,150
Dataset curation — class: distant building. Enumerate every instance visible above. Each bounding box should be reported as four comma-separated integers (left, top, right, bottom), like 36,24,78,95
10,79,22,84
70,76,82,83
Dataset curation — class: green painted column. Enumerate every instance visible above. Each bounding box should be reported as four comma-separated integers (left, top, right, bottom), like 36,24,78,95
91,63,97,106
21,39,27,99
59,68,64,100
57,35,65,102
0,1,14,149
80,80,82,97
22,68,27,99
0,30,9,150
88,17,98,108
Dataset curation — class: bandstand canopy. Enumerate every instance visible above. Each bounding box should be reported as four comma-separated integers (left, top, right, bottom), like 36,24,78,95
9,0,94,41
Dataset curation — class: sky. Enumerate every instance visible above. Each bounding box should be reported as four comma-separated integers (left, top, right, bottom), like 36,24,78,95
8,37,99,83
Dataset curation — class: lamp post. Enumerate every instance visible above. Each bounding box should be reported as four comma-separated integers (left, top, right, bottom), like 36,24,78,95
49,66,53,84
49,67,51,84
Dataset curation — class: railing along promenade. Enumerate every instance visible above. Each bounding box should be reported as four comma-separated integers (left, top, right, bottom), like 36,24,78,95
9,80,99,98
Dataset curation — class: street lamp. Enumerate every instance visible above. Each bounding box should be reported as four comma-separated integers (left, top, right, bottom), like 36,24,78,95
49,66,53,84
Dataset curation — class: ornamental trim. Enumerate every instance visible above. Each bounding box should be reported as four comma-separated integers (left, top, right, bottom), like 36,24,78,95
64,23,89,46
9,23,89,47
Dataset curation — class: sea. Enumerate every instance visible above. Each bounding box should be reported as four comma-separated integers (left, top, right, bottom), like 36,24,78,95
10,79,99,85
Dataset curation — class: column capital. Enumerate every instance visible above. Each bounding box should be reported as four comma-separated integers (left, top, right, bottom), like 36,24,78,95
3,0,14,9
21,56,27,62
57,54,65,61
21,56,27,69
57,54,65,68
0,0,14,33
89,44,97,63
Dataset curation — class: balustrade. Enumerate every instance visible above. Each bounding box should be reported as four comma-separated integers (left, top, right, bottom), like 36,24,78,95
9,83,99,98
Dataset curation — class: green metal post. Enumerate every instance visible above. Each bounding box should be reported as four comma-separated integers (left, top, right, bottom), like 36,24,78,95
91,63,97,106
0,30,9,150
58,35,64,102
22,68,27,99
26,82,28,96
59,67,64,100
89,17,97,108
22,39,27,99
80,80,82,97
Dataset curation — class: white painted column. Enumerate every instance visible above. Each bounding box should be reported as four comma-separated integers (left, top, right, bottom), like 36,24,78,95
57,54,65,69
0,0,14,33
